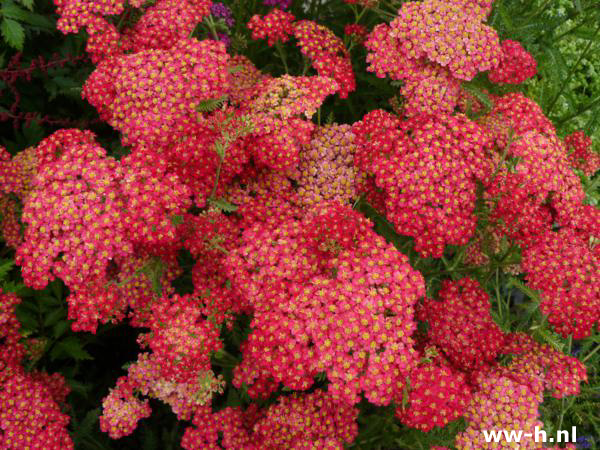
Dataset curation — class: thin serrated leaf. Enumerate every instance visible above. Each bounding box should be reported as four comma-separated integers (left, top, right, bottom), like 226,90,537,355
51,337,93,361
0,259,14,280
53,320,69,338
1,3,29,21
42,307,66,327
73,409,100,443
461,82,492,116
0,18,24,51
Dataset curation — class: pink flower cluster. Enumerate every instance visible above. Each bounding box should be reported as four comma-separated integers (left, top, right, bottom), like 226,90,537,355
83,39,230,147
1,0,595,446
365,0,501,114
565,129,600,176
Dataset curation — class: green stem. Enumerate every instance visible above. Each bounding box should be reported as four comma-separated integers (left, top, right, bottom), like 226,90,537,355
274,41,290,74
205,15,220,41
210,152,224,200
582,344,600,363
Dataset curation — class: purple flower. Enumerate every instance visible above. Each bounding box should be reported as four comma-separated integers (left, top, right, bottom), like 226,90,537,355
217,33,231,48
210,2,234,27
263,0,293,9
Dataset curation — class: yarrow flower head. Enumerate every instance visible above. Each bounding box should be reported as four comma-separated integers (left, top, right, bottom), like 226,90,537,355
120,147,192,251
83,39,230,147
354,112,493,258
344,24,368,43
247,9,296,47
564,130,600,176
522,227,599,339
99,377,152,439
418,278,506,371
292,20,356,98
295,124,358,207
226,203,425,405
478,92,555,149
0,290,74,449
16,129,132,291
488,39,537,84
139,293,223,383
181,389,358,449
122,0,212,52
396,361,471,431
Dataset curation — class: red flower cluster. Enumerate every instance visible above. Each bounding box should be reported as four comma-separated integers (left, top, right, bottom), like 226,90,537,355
396,362,471,431
225,204,424,405
140,294,222,383
0,290,73,449
419,278,505,371
489,39,537,84
122,0,212,52
3,0,596,446
344,24,369,44
365,0,500,114
83,39,230,147
522,228,599,339
247,11,356,98
247,9,296,47
354,112,493,257
181,390,359,449
457,332,586,448
565,129,600,176
293,20,356,98
16,129,132,291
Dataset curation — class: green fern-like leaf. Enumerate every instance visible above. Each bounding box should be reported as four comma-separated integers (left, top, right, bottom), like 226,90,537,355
0,17,24,50
196,95,229,113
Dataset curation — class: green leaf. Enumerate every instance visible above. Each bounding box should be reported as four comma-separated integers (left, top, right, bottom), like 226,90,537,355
1,2,29,21
214,140,225,158
15,307,37,331
72,408,100,444
42,307,66,327
209,197,238,212
0,18,24,51
460,81,492,117
196,95,228,113
19,11,53,28
15,0,33,11
53,320,69,338
50,337,93,361
169,214,184,225
0,259,14,280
